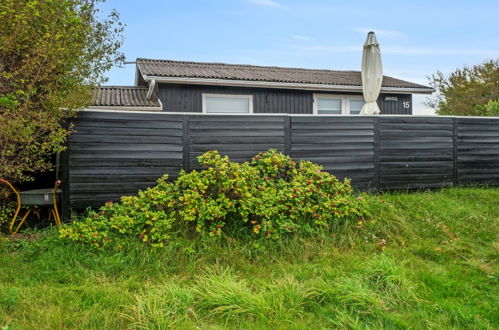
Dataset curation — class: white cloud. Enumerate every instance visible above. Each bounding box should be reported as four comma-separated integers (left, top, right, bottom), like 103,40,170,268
247,0,283,8
292,34,312,41
353,28,406,39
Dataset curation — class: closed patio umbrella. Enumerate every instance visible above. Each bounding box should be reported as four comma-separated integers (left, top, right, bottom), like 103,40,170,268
359,31,382,115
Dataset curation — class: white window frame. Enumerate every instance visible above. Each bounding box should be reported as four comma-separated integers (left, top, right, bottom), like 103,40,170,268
313,94,365,115
202,93,254,114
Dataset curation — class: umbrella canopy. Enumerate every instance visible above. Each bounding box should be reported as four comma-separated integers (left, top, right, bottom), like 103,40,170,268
359,32,383,115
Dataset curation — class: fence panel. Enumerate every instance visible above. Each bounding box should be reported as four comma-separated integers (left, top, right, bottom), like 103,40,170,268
64,112,499,210
378,117,455,189
67,111,184,208
187,115,286,169
290,116,376,188
456,117,499,185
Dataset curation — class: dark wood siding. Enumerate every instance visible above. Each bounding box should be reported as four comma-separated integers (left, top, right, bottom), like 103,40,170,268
157,83,412,115
378,94,412,115
158,84,313,114
64,112,498,209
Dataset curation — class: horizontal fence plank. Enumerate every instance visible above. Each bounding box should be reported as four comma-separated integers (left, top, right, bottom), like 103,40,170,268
379,117,453,124
292,130,374,137
75,119,182,129
190,136,285,144
456,118,499,125
380,143,453,149
188,130,285,137
69,135,183,144
291,136,373,144
70,174,168,183
380,123,453,131
69,167,179,176
189,122,284,130
70,144,183,152
72,127,183,137
381,130,454,137
188,115,285,122
69,151,183,159
291,143,373,150
292,122,374,130
70,182,158,193
292,149,374,157
190,144,285,152
75,111,183,122
69,159,183,167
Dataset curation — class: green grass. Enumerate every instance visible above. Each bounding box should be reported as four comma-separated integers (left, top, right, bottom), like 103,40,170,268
0,187,498,329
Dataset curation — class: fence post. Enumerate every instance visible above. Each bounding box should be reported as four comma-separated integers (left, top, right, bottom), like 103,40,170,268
60,118,71,220
183,115,190,171
453,117,458,186
284,115,291,156
373,116,381,190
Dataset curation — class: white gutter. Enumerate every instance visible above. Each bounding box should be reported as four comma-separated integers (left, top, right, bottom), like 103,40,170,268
141,74,435,94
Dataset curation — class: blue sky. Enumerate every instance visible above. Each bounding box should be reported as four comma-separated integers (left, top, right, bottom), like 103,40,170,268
100,0,499,114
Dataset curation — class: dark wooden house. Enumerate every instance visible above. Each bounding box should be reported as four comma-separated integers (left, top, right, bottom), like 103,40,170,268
89,58,435,115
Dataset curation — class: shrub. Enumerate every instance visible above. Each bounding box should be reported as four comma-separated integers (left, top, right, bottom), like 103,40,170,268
0,0,124,225
0,188,16,233
59,150,368,248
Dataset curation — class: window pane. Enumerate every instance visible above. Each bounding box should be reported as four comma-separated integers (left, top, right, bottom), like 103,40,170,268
205,96,250,113
317,98,342,114
350,100,365,115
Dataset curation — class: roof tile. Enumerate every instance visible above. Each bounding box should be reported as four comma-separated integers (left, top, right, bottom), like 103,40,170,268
136,58,432,90
91,86,161,108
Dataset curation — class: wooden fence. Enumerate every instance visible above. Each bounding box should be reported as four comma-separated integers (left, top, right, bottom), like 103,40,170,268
61,111,499,213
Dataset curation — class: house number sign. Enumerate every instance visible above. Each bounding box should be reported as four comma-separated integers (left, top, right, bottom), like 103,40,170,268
385,96,410,109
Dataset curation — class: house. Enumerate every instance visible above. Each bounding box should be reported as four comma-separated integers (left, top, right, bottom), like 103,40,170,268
89,58,434,114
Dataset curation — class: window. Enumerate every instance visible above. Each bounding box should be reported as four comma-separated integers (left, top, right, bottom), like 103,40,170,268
349,99,365,115
202,94,253,113
313,94,365,115
317,98,342,114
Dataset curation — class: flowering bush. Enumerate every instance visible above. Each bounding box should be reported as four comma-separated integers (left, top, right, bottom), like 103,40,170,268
59,150,368,248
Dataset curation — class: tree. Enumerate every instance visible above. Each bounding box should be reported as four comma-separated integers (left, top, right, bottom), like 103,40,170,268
426,59,499,116
0,0,124,184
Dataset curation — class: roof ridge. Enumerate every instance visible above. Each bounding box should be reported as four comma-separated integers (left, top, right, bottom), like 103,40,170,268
94,85,149,89
136,58,361,74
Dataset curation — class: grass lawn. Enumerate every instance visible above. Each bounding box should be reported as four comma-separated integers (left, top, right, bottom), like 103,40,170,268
0,187,498,329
